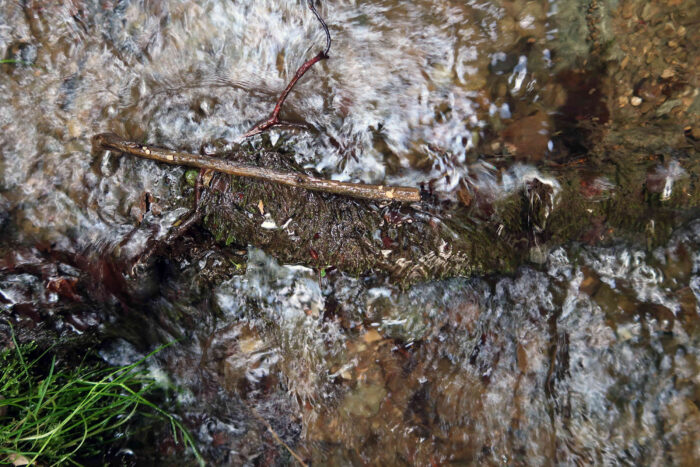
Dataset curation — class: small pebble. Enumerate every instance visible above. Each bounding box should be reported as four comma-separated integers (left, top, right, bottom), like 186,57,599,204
661,68,674,79
630,96,643,106
67,120,81,138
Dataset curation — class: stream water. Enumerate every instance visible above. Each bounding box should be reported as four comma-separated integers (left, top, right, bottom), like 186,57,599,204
1,0,699,465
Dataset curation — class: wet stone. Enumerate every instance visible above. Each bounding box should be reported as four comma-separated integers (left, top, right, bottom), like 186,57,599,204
500,112,551,160
340,384,387,419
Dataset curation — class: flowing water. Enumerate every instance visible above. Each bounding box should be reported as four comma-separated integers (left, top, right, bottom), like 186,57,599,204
1,0,699,465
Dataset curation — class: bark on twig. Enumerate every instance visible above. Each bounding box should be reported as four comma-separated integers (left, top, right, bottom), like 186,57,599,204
92,133,421,203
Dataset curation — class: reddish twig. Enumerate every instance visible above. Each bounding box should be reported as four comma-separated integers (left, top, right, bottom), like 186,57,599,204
240,0,332,139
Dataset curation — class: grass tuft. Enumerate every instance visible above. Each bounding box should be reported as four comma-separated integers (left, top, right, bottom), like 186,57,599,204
0,332,203,466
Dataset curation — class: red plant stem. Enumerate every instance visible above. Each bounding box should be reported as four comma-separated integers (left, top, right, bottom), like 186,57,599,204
241,51,328,139
241,1,332,139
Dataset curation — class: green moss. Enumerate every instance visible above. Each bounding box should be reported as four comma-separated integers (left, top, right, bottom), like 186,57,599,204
184,169,199,187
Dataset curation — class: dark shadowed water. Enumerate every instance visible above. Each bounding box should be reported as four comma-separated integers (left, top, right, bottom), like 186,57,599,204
1,0,699,465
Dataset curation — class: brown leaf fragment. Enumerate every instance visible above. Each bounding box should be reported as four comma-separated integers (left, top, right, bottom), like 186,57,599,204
362,329,383,344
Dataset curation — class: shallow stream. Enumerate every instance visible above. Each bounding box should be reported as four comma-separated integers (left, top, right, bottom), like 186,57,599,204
1,0,699,464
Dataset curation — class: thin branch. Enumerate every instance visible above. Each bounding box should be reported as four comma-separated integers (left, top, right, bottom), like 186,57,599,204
129,209,205,274
93,133,421,203
308,0,331,56
250,406,308,467
240,0,332,139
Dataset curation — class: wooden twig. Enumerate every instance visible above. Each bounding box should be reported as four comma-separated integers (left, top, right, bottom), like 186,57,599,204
92,133,421,203
240,0,332,139
249,406,308,467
